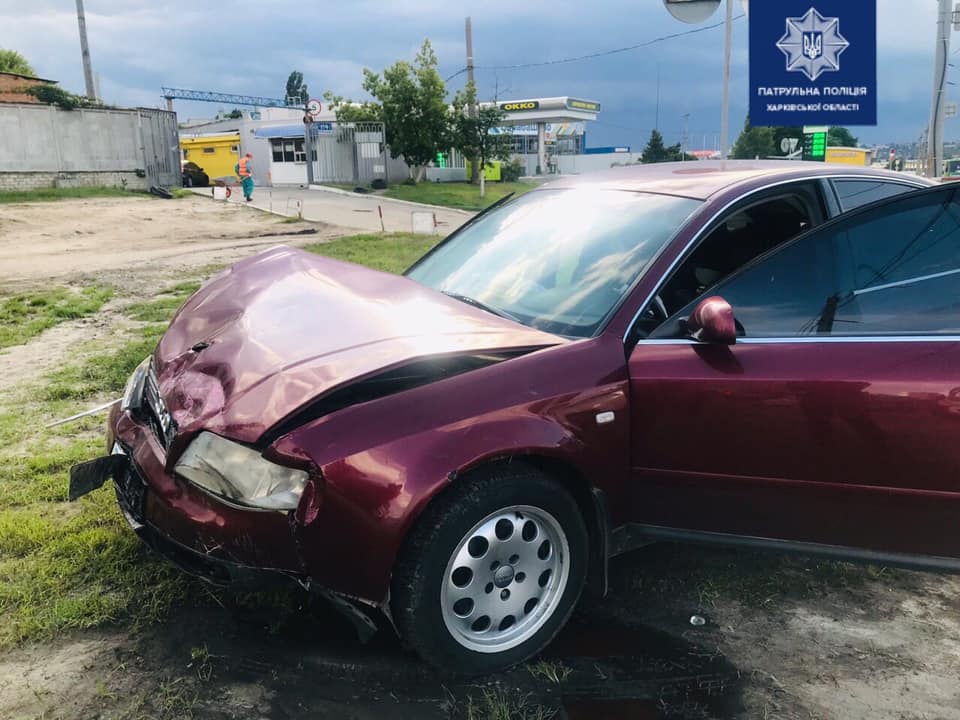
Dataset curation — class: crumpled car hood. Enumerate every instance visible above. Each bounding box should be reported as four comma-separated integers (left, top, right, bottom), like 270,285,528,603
154,246,562,446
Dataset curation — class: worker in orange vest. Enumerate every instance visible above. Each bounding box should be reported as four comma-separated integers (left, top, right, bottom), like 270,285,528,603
235,152,254,202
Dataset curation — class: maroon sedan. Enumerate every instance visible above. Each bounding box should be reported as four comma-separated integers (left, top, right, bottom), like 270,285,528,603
73,161,957,674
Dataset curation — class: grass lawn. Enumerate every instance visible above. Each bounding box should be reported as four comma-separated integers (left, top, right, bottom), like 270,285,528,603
382,181,537,211
0,187,134,204
0,233,439,647
304,232,437,274
0,286,113,350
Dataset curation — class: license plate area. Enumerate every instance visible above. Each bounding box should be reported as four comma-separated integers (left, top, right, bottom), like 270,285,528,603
114,453,147,526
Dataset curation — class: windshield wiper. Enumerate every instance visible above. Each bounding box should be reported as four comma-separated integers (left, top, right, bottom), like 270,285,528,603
442,291,522,323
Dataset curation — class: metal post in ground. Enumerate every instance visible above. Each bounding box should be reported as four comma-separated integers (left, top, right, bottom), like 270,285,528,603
720,0,733,160
75,0,96,100
928,0,952,177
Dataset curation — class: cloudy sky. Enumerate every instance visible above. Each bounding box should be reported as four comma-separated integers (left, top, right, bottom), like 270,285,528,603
0,0,948,150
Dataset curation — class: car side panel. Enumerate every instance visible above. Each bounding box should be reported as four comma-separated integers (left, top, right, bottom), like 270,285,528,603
628,339,960,557
271,337,631,601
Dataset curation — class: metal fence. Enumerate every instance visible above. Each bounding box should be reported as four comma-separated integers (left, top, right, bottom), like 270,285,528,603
309,121,389,185
137,108,180,187
0,104,179,188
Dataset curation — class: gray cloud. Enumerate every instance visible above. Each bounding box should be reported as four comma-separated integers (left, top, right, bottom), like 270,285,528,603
0,0,946,148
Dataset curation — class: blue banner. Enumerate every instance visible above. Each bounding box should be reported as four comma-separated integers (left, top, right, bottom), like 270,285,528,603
750,0,877,127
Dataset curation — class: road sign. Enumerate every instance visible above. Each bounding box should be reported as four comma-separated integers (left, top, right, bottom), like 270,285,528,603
306,99,322,119
802,131,828,162
750,0,877,127
780,137,800,154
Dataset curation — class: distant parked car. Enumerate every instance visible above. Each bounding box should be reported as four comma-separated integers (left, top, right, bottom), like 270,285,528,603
181,162,209,188
74,161,957,675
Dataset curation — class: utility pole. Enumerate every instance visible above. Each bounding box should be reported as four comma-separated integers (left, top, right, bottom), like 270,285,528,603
928,0,953,177
681,113,690,160
655,65,661,132
465,16,479,183
720,0,733,160
75,0,96,100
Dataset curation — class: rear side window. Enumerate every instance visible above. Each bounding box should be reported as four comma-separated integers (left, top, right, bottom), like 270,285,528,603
832,179,916,212
653,187,960,338
834,188,960,335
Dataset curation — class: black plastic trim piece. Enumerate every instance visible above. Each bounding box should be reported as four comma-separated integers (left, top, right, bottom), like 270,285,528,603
585,487,611,599
611,523,960,574
258,349,540,448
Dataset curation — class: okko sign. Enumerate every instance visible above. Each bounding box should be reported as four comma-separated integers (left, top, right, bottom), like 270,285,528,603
750,0,877,127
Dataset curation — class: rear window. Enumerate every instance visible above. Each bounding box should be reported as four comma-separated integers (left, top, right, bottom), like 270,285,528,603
833,179,916,212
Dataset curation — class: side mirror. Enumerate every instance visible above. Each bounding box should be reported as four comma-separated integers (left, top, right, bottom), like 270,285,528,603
686,296,736,345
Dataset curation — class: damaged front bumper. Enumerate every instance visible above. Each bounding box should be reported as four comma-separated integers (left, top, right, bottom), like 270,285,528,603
71,434,306,590
70,409,383,640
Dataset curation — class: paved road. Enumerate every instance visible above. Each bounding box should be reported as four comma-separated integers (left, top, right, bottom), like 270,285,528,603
200,185,474,235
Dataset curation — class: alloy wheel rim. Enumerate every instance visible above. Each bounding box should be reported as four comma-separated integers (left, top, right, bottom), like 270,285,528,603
440,505,570,654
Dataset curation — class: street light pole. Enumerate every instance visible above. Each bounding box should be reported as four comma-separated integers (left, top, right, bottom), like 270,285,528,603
75,0,96,100
928,0,952,177
720,0,733,160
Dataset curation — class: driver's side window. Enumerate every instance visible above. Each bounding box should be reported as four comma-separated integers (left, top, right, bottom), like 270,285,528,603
633,185,823,338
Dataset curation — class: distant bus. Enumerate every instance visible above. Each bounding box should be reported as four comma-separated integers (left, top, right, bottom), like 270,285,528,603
943,158,960,177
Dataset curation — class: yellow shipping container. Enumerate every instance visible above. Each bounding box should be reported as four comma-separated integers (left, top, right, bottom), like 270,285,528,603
465,160,503,181
180,133,241,181
825,147,872,167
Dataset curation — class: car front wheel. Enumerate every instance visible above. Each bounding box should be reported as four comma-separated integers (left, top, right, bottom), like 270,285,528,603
391,465,588,675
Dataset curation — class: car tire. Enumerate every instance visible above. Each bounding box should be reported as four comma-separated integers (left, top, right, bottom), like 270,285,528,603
391,464,588,675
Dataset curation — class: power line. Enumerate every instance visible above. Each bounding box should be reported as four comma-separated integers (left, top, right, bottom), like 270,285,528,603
443,13,743,82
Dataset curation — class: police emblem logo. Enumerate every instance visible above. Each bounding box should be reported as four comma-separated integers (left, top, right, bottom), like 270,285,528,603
777,7,849,81
803,32,823,61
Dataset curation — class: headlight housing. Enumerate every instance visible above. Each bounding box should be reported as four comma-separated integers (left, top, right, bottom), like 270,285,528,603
121,356,151,411
174,432,308,511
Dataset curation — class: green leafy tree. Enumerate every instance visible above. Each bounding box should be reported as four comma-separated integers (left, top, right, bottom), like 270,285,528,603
285,71,308,105
362,39,450,182
0,49,34,76
322,91,382,122
731,116,776,159
451,82,512,196
828,126,858,148
26,85,102,110
226,108,243,119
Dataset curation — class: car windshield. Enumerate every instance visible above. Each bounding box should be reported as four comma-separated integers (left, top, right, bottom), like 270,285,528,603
406,188,700,337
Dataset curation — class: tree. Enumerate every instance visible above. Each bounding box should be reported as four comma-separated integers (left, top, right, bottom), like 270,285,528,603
731,116,776,159
0,49,34,76
451,82,512,197
226,108,242,119
641,129,696,163
828,126,858,148
26,85,102,110
322,91,382,123
362,39,450,182
285,71,308,105
641,130,670,163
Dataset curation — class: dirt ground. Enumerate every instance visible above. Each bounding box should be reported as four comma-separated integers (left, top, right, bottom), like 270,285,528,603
0,195,343,290
2,195,960,720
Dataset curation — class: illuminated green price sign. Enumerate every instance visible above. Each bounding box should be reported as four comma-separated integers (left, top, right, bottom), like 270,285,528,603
803,132,827,162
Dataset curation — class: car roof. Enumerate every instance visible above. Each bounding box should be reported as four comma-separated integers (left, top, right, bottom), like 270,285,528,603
539,160,932,201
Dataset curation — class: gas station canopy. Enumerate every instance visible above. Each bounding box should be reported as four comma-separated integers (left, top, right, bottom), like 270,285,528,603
480,97,601,124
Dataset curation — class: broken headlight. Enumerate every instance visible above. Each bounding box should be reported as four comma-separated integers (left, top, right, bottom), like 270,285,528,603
174,432,308,511
121,356,151,411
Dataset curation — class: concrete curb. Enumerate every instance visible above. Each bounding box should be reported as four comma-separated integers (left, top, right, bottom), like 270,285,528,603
307,184,474,216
